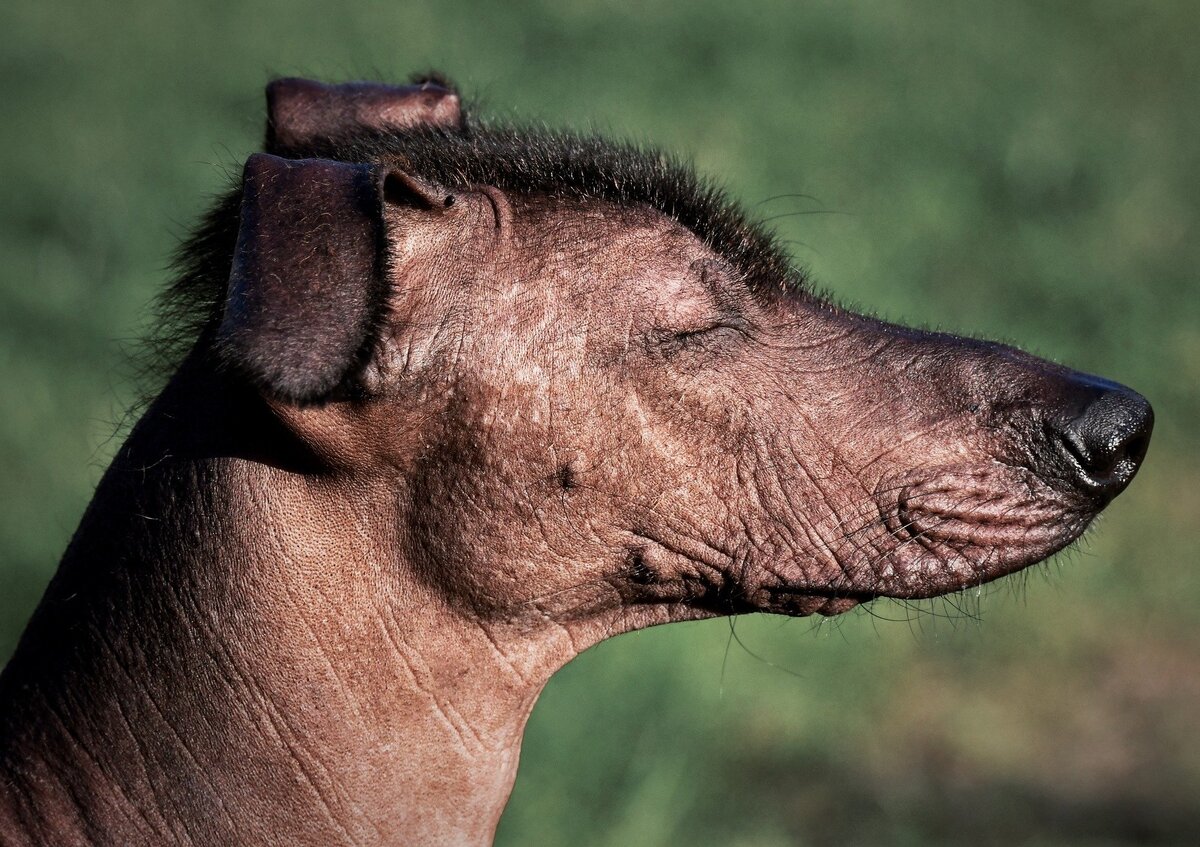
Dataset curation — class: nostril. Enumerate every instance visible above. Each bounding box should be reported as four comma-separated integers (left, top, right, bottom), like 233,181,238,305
1053,387,1153,494
1123,431,1151,467
1058,428,1093,473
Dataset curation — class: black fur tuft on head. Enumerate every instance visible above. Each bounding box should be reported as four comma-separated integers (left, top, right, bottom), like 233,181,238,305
149,107,806,390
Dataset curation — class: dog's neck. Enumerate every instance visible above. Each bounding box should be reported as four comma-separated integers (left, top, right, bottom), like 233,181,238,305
0,361,581,846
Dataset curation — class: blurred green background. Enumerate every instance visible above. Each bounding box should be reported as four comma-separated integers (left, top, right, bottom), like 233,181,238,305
2,1,1197,844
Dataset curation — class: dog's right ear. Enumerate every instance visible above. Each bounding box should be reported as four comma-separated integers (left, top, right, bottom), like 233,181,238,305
266,77,465,155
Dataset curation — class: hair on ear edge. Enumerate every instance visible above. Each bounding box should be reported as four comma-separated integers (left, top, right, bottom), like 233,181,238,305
216,154,393,407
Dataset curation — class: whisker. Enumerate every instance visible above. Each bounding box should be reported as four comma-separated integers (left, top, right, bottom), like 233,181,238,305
754,192,826,207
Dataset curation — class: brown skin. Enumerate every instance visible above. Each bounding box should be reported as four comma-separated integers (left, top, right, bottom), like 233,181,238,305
0,81,1151,845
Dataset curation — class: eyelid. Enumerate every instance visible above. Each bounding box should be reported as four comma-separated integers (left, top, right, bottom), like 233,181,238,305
673,312,749,340
649,261,755,355
658,314,751,359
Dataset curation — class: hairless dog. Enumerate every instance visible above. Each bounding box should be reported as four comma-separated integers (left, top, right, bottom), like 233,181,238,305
0,77,1152,845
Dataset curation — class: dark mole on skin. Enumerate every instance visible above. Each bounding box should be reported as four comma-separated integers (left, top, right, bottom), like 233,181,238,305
556,463,575,490
627,549,656,585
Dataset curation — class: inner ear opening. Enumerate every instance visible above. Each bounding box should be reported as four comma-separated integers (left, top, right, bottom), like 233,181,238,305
383,171,450,211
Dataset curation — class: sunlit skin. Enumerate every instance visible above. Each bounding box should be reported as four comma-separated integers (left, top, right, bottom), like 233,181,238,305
0,78,1151,846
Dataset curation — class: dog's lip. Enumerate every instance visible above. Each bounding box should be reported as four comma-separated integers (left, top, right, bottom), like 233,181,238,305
755,512,1093,612
814,596,862,616
759,586,868,616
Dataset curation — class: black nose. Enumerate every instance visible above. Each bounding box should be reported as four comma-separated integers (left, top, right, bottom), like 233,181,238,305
1049,383,1153,498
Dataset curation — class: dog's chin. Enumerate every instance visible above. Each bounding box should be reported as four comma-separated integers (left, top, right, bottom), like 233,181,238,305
769,594,864,617
758,465,1097,610
755,527,1090,619
870,526,1089,600
858,466,1097,599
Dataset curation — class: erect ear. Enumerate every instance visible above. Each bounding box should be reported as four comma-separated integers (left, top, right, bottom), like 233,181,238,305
217,153,451,404
266,76,465,155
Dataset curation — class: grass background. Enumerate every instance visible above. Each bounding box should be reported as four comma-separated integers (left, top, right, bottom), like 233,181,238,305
2,1,1197,844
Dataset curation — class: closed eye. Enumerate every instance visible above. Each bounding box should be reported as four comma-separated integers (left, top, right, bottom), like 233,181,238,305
657,317,751,357
673,323,745,343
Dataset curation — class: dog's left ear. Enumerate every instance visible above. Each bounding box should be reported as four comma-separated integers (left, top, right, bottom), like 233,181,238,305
266,77,465,155
218,153,386,402
217,153,453,403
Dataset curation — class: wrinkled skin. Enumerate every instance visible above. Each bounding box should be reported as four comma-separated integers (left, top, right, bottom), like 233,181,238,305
366,197,1113,629
0,79,1151,847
